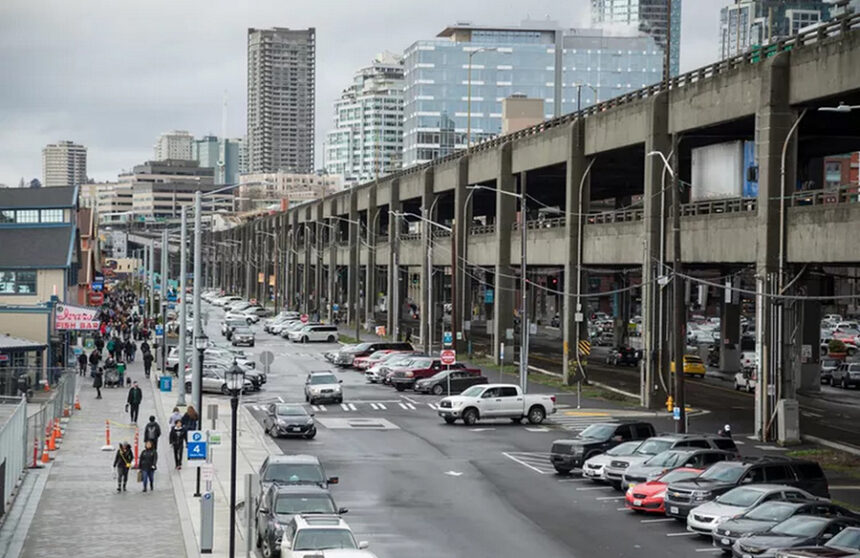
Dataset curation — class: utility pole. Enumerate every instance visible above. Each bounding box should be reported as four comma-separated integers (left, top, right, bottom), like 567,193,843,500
664,0,673,85
520,174,529,394
177,207,188,406
192,192,203,416
149,242,155,318
671,139,686,432
160,229,168,374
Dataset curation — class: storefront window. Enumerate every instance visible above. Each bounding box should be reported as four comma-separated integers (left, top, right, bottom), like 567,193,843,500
0,271,38,294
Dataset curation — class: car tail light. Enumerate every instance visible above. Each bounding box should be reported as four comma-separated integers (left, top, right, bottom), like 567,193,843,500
550,396,556,403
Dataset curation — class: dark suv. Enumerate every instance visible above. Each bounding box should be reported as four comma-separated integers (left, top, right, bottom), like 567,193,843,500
256,484,347,558
664,457,829,520
550,421,656,474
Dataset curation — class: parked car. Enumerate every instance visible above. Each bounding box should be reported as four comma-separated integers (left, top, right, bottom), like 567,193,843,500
413,368,489,395
670,355,707,377
304,371,343,405
278,321,310,338
582,441,645,482
605,346,642,367
831,362,860,389
664,457,830,521
625,467,703,514
331,342,414,368
364,352,426,383
775,526,860,557
279,515,370,558
735,368,757,392
231,325,255,347
604,434,739,490
263,404,317,439
686,484,817,535
184,368,253,395
713,499,858,553
221,318,247,339
389,358,481,391
353,350,397,371
436,383,556,425
820,358,841,385
288,324,339,343
213,295,243,307
256,484,346,558
732,515,860,557
621,448,734,488
258,455,338,497
550,421,656,475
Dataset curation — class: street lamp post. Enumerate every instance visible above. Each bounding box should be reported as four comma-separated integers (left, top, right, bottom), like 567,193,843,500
193,332,207,497
225,360,245,558
573,83,599,113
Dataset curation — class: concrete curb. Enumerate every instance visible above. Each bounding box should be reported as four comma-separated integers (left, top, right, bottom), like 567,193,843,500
587,380,640,401
801,434,860,458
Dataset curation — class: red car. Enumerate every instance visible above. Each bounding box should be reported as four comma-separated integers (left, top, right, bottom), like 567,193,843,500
353,350,397,370
625,467,702,514
389,357,481,391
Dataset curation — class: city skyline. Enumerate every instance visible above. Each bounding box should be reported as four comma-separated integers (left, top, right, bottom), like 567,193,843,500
0,0,725,186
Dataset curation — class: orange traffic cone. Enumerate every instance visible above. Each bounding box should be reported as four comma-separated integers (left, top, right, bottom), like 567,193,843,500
53,421,63,440
43,382,50,392
41,446,51,463
63,405,70,418
74,396,81,411
46,432,56,451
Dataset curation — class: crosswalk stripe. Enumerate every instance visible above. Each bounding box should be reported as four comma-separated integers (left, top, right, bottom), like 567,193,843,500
377,403,386,410
370,403,378,410
348,403,357,411
398,403,408,410
341,403,350,411
427,403,437,410
405,403,416,410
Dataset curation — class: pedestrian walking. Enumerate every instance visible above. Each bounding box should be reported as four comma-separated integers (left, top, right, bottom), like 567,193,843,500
113,442,133,492
181,405,199,431
138,440,157,492
93,367,104,399
128,340,137,363
168,406,183,428
142,350,153,378
169,420,186,469
126,381,142,423
718,424,732,439
404,327,413,344
77,351,87,376
89,349,100,376
140,339,150,354
143,415,161,449
107,337,117,359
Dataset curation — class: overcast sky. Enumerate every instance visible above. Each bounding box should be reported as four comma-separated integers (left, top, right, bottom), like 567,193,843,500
0,0,722,186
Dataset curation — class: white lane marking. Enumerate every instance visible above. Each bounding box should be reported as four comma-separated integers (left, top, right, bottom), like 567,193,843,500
398,403,408,410
317,405,327,412
576,486,613,491
666,532,697,537
252,405,261,411
525,427,550,432
695,549,723,553
370,403,379,410
755,445,789,451
405,403,416,410
277,396,284,403
641,518,675,524
427,403,438,410
801,410,823,418
469,428,495,432
557,478,587,483
445,471,463,477
402,395,420,404
596,496,626,501
340,404,350,411
348,403,357,411
377,403,386,410
616,507,628,511
502,452,552,475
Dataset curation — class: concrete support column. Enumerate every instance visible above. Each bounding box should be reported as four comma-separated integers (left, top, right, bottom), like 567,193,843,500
387,179,401,338
420,169,435,353
641,92,671,409
755,52,797,441
289,212,299,311
327,200,337,323
720,298,741,373
365,186,377,325
303,209,313,314
315,203,324,320
347,190,359,327
794,278,821,393
562,119,590,385
494,143,515,364
279,212,287,310
453,157,469,352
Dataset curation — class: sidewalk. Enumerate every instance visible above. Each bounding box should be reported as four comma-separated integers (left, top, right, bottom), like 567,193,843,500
150,363,282,557
16,358,186,558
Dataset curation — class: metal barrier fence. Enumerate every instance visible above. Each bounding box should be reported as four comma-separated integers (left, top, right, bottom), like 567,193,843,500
0,395,27,515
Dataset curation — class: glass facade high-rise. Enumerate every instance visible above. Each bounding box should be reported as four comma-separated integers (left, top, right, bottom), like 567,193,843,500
324,52,404,186
403,22,662,167
192,135,241,185
591,0,681,77
718,0,832,59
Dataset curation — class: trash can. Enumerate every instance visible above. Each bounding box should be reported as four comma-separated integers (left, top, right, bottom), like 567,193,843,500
159,375,173,392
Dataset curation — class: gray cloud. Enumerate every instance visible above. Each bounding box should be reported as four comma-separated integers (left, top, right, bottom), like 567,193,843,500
0,0,722,186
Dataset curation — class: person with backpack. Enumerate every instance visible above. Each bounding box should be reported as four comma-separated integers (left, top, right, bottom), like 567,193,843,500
107,337,117,359
143,415,161,450
113,442,133,492
138,440,157,492
168,420,186,469
126,381,142,423
142,350,154,378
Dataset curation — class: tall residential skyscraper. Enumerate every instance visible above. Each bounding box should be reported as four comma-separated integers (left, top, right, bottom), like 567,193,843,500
718,0,831,59
247,27,316,174
154,130,193,161
402,21,663,167
42,141,87,187
324,52,404,186
192,135,242,185
591,0,681,77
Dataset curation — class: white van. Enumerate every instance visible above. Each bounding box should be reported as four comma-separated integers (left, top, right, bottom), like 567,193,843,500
288,324,339,343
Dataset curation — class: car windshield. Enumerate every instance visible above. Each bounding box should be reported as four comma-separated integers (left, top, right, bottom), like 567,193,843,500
406,358,433,369
233,327,251,334
699,462,745,483
368,351,389,359
293,528,357,551
744,502,798,522
659,469,701,483
227,320,245,326
826,528,860,550
686,356,703,363
578,424,617,440
275,494,336,515
460,385,486,397
645,451,687,468
715,487,765,507
822,358,839,367
770,516,828,537
276,405,308,417
606,441,642,456
309,374,337,385
635,439,673,456
263,463,324,484
345,344,372,353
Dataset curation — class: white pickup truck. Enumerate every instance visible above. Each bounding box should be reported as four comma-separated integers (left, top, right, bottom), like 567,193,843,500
436,383,556,425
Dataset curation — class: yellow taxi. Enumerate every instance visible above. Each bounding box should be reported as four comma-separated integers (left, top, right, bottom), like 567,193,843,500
670,355,707,377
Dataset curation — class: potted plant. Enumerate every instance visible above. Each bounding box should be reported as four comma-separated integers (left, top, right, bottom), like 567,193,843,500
828,339,847,361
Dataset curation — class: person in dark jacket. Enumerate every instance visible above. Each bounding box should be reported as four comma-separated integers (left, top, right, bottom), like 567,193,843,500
95,336,105,352
140,339,150,354
142,350,154,378
143,415,161,449
126,381,142,422
113,442,133,492
128,341,137,363
138,440,157,492
181,405,199,431
88,349,100,376
168,420,186,469
77,352,87,376
93,367,104,399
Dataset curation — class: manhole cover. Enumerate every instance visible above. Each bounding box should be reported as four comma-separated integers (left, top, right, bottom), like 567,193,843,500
316,417,399,430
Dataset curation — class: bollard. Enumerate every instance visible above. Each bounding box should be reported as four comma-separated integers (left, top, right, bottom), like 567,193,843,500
101,419,114,451
32,438,39,468
133,428,140,468
74,395,81,411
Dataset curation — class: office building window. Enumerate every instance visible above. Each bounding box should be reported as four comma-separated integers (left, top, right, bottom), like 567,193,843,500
0,271,38,294
40,209,63,223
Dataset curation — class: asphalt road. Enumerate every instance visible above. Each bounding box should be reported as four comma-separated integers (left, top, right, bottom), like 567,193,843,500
199,303,812,558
